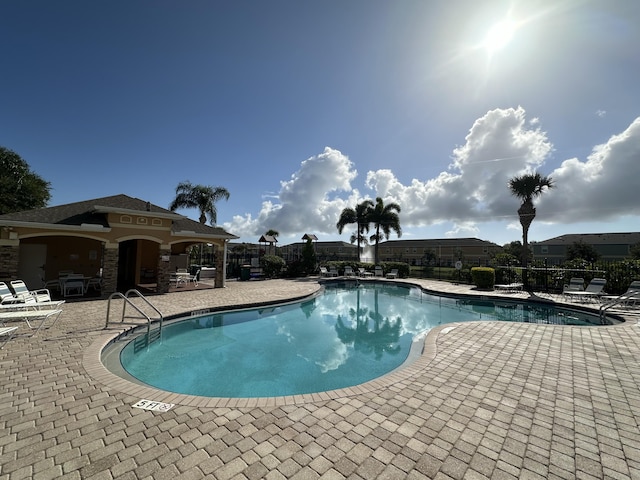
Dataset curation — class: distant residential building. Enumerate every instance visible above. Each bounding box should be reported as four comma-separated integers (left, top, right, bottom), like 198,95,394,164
532,232,640,264
377,238,502,266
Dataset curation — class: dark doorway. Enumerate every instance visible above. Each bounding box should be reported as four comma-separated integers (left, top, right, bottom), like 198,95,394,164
117,240,137,292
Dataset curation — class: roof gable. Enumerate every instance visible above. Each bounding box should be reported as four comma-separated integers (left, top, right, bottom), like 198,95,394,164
0,194,238,239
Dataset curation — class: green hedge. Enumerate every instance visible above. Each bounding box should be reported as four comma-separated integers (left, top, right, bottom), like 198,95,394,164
471,267,495,290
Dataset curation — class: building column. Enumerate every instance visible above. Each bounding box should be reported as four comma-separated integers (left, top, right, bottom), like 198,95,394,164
102,244,119,295
215,241,227,288
0,244,20,281
156,248,172,294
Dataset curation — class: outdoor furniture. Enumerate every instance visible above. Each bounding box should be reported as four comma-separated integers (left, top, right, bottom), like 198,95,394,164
563,278,585,295
320,267,337,277
171,271,190,287
358,267,373,277
0,282,21,304
386,269,398,279
601,281,640,306
374,266,384,277
10,280,65,306
0,325,18,348
495,283,524,293
0,308,63,335
61,274,87,297
564,278,606,303
344,266,355,277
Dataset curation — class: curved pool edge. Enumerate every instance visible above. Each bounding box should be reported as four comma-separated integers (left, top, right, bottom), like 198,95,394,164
84,321,447,408
84,278,626,408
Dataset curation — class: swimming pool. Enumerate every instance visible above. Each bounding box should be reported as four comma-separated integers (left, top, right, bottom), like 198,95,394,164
108,281,617,398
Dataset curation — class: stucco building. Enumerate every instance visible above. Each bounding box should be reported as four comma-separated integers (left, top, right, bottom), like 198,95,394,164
0,194,237,295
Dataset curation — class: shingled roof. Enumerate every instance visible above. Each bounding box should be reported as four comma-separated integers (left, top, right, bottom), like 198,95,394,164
0,194,238,239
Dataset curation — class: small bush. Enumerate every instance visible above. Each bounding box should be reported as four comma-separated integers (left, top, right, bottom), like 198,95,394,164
260,255,286,278
471,267,495,290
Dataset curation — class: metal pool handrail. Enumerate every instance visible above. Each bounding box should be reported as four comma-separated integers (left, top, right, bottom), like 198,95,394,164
105,289,164,341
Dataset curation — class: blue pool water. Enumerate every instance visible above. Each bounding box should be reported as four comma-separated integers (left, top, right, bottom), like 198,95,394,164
118,282,615,398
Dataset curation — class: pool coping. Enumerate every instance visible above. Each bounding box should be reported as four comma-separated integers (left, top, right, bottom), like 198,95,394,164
83,279,625,408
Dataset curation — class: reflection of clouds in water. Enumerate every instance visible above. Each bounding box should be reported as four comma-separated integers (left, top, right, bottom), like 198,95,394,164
314,285,445,336
276,313,349,373
274,284,481,373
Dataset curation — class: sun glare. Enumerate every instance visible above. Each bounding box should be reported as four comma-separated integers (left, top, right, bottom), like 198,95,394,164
482,20,517,53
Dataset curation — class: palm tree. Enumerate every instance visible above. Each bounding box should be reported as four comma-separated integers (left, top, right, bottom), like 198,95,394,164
169,181,230,225
508,172,554,287
368,197,402,265
336,199,374,262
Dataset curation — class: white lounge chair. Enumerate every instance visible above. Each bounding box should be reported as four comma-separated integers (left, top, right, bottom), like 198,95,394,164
319,267,331,277
495,282,524,293
328,267,339,277
9,280,65,308
601,280,640,306
386,269,398,279
344,266,355,277
374,266,384,277
0,325,18,348
358,267,373,277
0,307,63,335
0,282,21,304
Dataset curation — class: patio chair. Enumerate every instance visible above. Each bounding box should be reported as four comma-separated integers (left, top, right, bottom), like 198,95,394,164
0,307,63,335
358,267,373,277
0,325,18,348
61,274,86,297
562,277,585,294
374,266,384,277
319,267,330,277
190,270,200,287
328,267,339,277
564,278,606,302
601,280,640,306
0,282,21,304
386,269,399,279
9,280,65,308
344,266,355,277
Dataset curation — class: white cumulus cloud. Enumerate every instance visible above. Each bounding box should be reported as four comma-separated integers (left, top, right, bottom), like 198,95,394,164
224,108,640,242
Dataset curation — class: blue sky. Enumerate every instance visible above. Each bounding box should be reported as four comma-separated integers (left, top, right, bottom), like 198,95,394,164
3,0,640,247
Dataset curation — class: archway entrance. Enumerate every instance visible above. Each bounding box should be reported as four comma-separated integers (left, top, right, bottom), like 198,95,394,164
117,239,160,292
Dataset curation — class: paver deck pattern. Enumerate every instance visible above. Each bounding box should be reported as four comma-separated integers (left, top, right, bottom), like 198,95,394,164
2,277,640,479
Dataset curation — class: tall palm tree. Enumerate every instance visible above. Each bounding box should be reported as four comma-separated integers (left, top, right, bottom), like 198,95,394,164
336,199,374,262
368,197,402,265
169,181,230,225
508,172,554,287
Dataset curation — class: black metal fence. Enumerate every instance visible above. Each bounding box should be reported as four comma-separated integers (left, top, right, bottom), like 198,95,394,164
410,260,640,295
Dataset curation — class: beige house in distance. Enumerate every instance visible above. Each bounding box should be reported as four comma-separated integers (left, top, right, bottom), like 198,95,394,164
0,194,237,295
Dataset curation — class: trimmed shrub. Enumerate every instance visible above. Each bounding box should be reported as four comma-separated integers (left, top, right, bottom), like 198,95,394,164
471,267,495,290
260,255,286,278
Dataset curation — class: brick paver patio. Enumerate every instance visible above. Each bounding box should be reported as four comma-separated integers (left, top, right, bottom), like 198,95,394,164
2,278,640,479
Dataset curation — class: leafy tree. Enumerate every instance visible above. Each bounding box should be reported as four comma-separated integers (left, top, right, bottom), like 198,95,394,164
0,146,51,214
502,241,530,263
630,242,640,260
336,199,374,262
566,241,600,263
169,181,230,225
368,197,402,264
508,172,554,287
301,238,317,274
